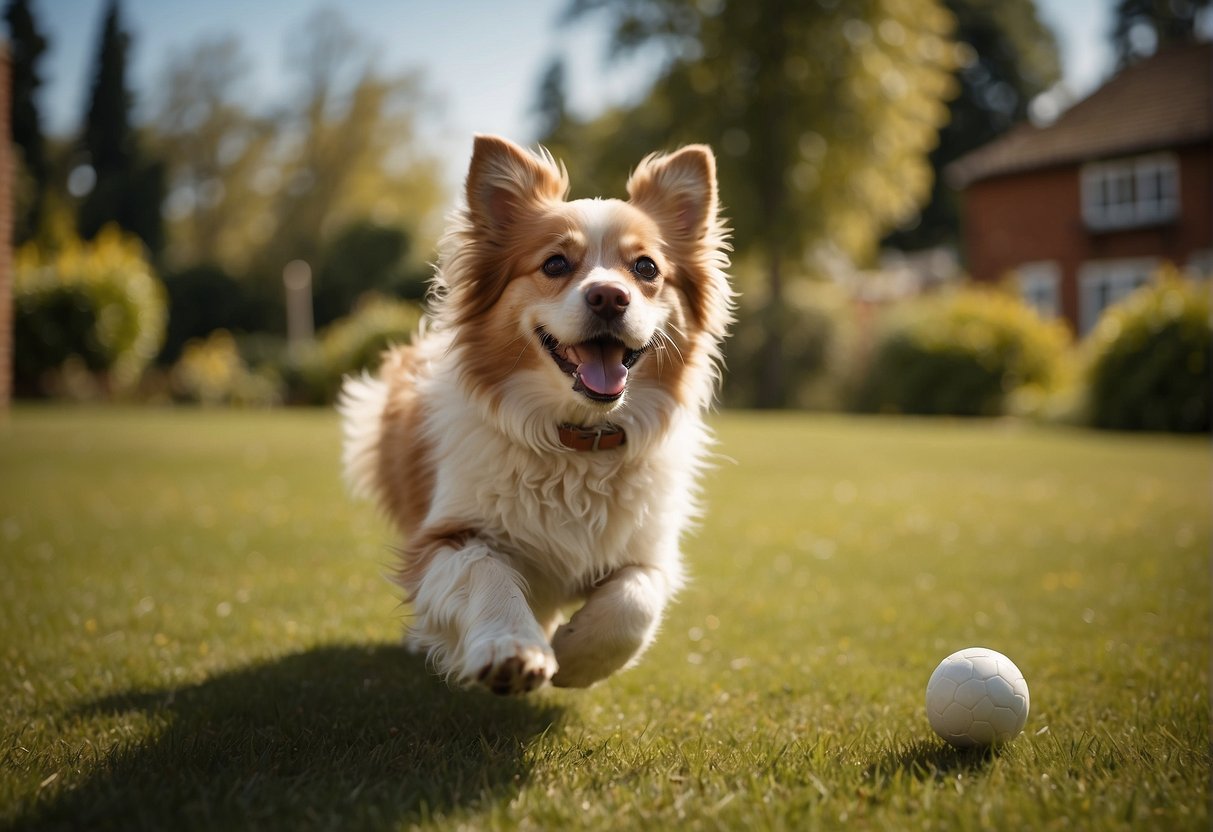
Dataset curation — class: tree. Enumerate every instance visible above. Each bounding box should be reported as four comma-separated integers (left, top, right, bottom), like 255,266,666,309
533,58,569,141
152,35,276,274
1112,0,1211,67
885,0,1060,251
77,0,165,256
550,0,957,406
4,0,50,245
312,220,425,329
271,12,442,256
149,10,445,335
248,9,445,304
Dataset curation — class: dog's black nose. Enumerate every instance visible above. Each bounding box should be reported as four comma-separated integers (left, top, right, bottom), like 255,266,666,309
585,283,631,320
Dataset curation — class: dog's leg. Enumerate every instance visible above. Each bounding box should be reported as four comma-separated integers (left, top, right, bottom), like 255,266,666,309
408,539,557,694
550,564,672,688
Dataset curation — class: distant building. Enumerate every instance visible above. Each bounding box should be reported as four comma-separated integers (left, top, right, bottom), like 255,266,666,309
949,42,1212,334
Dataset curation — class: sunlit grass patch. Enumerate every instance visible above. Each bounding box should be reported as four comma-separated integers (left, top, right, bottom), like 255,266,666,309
1,407,1207,830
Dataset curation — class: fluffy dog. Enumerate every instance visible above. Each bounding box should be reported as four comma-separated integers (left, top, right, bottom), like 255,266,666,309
340,135,732,693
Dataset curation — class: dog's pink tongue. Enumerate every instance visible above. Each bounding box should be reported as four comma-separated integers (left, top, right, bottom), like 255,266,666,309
568,341,628,396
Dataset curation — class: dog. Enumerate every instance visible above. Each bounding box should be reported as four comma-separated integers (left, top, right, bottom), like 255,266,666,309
339,135,732,693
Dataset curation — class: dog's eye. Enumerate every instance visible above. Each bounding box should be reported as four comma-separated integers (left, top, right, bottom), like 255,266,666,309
542,255,572,277
632,256,659,280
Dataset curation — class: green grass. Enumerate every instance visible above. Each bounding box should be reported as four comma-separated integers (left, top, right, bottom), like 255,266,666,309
1,407,1208,831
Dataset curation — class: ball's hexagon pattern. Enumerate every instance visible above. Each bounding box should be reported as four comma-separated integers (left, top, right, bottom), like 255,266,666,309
925,647,1030,748
969,720,995,744
971,696,996,722
986,674,1016,706
938,658,973,686
954,678,987,709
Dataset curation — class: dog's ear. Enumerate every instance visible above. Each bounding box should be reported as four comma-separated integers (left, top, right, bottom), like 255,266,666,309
626,145,718,242
465,135,568,232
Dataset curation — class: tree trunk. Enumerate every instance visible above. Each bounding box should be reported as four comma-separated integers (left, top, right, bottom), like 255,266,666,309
752,0,788,409
0,45,12,418
756,248,785,409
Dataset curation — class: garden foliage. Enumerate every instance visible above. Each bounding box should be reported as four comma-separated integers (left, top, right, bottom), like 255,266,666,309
724,280,857,410
170,330,282,407
13,226,165,396
289,295,422,404
855,288,1070,417
1082,270,1210,433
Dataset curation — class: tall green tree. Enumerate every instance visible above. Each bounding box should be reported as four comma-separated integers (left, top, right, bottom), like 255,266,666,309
4,0,50,245
251,9,445,283
152,35,276,273
150,10,444,334
77,0,165,256
533,58,569,141
1112,0,1211,67
549,0,957,406
885,0,1060,251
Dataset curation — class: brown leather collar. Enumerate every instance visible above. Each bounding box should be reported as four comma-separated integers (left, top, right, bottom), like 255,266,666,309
558,423,627,452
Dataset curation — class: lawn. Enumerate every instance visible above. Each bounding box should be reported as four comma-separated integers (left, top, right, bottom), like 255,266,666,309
1,407,1208,831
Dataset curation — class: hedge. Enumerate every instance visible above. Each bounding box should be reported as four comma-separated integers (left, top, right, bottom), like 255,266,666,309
855,288,1070,417
13,226,166,396
1082,270,1210,433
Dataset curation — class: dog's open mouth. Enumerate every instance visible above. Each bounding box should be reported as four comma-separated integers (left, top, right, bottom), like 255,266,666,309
538,329,648,402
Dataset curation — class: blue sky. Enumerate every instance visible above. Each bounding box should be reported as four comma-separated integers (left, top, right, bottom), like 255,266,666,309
34,0,1120,184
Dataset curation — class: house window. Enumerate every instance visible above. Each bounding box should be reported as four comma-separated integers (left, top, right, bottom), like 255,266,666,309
1081,154,1179,231
1015,261,1061,319
1078,258,1158,333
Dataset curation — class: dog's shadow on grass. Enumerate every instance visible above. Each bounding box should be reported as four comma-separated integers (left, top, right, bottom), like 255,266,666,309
23,644,563,831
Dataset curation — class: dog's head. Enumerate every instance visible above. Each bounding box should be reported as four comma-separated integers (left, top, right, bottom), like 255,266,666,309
435,135,732,436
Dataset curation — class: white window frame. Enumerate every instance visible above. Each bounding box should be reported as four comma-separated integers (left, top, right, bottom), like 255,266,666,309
1081,153,1179,231
1014,261,1062,319
1078,258,1159,334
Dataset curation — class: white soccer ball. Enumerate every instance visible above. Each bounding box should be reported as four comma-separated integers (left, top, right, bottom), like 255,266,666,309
925,647,1030,748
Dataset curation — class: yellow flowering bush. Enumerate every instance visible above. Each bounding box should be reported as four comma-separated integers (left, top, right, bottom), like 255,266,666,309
291,295,422,404
13,226,165,396
170,330,283,407
1082,267,1210,432
856,288,1071,416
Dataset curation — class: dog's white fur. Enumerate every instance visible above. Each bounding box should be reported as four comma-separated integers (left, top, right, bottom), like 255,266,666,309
340,135,732,693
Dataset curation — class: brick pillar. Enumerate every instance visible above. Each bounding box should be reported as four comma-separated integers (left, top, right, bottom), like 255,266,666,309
0,43,11,416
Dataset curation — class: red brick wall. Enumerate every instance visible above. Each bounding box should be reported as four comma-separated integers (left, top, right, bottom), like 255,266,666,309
960,142,1213,331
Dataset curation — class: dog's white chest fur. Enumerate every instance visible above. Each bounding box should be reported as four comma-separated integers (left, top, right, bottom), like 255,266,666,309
422,364,689,594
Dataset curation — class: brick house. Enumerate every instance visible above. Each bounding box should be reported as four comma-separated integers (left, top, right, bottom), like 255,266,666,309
949,42,1212,334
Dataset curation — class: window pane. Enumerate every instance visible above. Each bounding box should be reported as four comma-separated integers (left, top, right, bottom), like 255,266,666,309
1081,156,1178,229
1136,167,1160,202
1111,170,1133,205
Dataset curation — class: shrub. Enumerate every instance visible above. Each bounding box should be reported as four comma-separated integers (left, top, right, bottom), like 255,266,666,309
290,295,422,404
313,220,429,328
855,288,1070,417
13,226,166,396
723,280,858,409
1082,270,1210,433
170,330,283,407
159,263,259,365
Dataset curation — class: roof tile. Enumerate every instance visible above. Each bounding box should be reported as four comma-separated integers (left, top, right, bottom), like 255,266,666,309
949,42,1211,187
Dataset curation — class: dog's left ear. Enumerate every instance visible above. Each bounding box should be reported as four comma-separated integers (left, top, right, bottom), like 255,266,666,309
466,135,568,233
626,145,718,242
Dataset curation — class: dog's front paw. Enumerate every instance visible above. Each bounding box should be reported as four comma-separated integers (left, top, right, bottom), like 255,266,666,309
549,622,635,688
465,638,557,695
